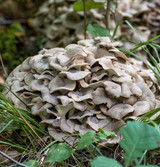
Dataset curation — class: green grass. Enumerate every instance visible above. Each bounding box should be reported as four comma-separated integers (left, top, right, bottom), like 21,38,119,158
0,87,49,165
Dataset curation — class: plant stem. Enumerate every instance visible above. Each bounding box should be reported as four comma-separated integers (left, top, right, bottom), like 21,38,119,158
0,53,8,77
82,0,87,39
106,0,112,30
87,146,95,159
54,0,57,17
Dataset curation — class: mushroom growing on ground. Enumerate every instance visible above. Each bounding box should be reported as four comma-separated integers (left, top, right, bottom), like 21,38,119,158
33,0,106,48
3,37,160,144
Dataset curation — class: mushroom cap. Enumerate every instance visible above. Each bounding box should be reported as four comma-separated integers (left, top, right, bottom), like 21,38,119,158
3,37,160,144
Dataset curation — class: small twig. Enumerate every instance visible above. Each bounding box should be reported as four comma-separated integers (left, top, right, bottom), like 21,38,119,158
0,53,8,77
0,151,29,167
106,0,113,30
0,19,26,25
114,144,120,160
54,0,57,17
82,0,87,39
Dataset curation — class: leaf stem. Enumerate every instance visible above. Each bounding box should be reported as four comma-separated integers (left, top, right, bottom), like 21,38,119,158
87,146,95,159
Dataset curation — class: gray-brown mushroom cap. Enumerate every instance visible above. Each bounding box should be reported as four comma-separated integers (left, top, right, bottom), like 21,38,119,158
3,37,160,145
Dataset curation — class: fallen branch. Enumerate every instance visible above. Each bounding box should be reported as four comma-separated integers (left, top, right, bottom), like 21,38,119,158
0,151,29,167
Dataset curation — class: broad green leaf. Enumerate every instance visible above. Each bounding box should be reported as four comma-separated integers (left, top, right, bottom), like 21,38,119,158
90,156,123,167
45,143,72,163
23,160,37,167
76,131,98,150
87,24,112,39
72,1,104,11
120,121,160,167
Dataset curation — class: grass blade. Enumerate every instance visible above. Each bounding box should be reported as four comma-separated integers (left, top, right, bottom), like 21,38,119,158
112,20,124,39
0,120,13,133
0,82,30,110
125,20,142,42
0,141,30,151
119,48,160,83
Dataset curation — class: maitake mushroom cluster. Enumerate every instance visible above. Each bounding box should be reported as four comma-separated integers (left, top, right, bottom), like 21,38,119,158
33,0,151,50
33,0,105,48
3,37,160,143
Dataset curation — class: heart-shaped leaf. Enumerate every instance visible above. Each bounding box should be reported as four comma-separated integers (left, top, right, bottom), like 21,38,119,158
120,121,160,166
87,24,112,39
90,156,123,167
45,143,73,163
76,131,99,150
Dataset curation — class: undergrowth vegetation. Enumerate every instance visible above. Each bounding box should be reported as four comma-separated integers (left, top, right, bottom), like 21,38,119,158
0,0,160,167
0,23,25,72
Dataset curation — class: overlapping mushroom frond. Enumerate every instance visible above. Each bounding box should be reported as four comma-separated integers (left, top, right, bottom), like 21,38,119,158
3,37,160,144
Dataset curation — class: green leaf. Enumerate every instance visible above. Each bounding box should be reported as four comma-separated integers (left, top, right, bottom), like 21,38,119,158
90,156,123,167
119,121,160,166
87,24,112,39
98,128,115,140
23,160,37,167
76,131,98,150
45,143,73,163
72,1,104,11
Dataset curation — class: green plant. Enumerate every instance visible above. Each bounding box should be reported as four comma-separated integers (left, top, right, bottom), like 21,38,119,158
22,129,115,166
87,20,160,123
0,89,48,163
72,0,117,37
87,24,113,39
0,22,25,72
117,21,160,83
90,121,160,167
22,121,160,167
1,8,160,166
72,1,104,38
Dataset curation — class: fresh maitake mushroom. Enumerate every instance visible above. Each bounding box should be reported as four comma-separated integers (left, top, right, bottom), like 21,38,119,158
33,0,106,48
3,37,160,144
